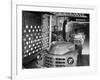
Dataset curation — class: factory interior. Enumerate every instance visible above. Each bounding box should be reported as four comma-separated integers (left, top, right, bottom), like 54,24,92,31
22,11,89,69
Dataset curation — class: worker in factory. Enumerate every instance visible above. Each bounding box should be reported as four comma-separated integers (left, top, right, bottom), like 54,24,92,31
74,29,85,65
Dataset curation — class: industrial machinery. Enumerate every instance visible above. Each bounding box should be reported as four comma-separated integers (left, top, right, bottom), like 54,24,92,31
44,41,78,67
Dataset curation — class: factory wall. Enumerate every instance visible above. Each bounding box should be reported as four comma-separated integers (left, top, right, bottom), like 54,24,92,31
22,11,50,65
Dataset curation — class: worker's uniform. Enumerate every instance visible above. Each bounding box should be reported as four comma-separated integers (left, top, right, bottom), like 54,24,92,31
73,33,85,65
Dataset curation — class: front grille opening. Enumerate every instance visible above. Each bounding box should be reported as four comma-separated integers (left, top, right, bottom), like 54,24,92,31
55,61,65,64
45,60,52,63
55,58,65,60
55,65,65,67
45,63,52,66
45,56,52,60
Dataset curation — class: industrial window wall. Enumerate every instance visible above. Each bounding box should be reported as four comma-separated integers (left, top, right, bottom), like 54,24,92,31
22,11,90,69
